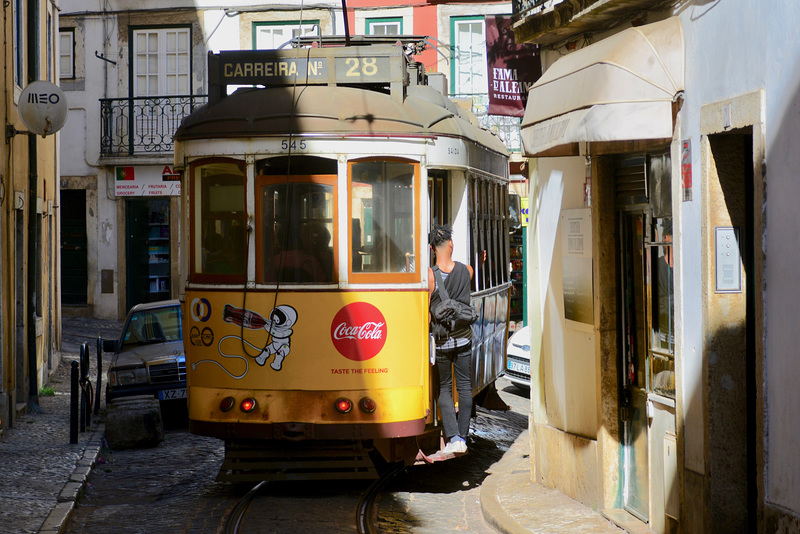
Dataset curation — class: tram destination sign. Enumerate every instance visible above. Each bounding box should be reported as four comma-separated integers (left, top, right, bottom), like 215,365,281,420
209,47,406,102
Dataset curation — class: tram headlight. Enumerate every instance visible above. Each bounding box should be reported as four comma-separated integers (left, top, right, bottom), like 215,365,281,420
240,398,257,413
335,398,353,414
359,397,377,414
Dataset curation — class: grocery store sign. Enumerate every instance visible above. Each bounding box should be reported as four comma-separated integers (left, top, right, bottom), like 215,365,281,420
115,165,181,197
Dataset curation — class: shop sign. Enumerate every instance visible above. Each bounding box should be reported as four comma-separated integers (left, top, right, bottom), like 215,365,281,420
485,15,541,118
115,165,181,197
681,139,692,201
520,197,529,227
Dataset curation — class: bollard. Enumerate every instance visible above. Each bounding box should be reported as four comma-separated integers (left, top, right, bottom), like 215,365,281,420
70,360,79,444
80,343,88,431
95,337,103,416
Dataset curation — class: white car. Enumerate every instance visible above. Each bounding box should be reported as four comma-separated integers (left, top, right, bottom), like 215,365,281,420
505,325,531,389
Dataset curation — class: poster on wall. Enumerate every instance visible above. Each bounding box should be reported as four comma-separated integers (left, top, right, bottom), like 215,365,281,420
485,15,541,117
561,208,593,326
115,165,181,197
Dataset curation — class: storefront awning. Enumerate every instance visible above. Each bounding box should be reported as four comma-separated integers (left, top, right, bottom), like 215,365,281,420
521,17,684,157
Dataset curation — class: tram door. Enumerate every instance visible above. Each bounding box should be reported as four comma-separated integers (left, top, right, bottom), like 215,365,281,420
619,210,649,521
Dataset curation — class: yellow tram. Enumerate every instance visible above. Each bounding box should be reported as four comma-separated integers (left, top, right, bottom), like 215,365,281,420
174,37,512,480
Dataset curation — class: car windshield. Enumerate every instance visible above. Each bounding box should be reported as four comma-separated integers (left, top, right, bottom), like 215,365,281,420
122,306,182,347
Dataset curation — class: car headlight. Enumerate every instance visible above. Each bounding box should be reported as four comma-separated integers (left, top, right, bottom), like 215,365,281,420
113,367,149,386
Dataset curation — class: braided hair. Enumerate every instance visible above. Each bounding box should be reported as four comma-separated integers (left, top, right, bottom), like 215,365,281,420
428,224,452,249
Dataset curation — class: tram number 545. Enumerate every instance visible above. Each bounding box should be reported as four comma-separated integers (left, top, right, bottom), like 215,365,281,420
281,139,307,150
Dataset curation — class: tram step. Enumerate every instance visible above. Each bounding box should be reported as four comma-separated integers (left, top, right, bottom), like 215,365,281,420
217,441,378,482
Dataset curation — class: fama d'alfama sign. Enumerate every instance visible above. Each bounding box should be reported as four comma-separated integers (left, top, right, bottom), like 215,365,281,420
485,15,542,118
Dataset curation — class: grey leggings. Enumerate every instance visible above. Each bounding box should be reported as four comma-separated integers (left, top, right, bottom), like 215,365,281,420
435,342,473,441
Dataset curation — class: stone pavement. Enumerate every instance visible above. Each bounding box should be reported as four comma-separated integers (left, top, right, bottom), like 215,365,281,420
0,316,121,534
480,428,626,534
0,315,625,534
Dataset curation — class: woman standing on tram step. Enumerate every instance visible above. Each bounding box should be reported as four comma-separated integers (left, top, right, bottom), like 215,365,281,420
428,224,474,455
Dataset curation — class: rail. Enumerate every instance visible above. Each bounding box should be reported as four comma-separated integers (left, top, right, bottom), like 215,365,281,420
100,94,208,156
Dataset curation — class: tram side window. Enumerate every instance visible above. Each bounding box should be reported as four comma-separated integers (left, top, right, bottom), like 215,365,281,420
350,161,416,275
258,178,335,284
192,160,246,278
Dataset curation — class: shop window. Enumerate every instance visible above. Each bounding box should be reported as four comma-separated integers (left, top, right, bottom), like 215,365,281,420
650,217,674,397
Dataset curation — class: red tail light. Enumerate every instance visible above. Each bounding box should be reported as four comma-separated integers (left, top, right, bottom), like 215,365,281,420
240,398,257,413
335,398,353,414
220,396,235,412
359,397,376,413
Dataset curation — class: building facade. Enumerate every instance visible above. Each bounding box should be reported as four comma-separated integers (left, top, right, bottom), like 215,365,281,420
1,0,63,430
514,0,800,532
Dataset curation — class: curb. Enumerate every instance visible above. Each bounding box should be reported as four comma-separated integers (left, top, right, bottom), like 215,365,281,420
38,424,105,534
480,429,531,534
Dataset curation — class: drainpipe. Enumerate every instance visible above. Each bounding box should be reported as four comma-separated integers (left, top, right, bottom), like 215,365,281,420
27,0,41,413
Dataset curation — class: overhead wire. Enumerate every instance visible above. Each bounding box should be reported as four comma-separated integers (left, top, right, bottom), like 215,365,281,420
237,0,311,360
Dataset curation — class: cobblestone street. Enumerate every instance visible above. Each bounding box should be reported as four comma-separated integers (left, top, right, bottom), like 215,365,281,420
63,378,529,533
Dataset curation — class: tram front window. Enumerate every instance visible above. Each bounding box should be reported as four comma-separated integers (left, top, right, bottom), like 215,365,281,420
192,160,246,279
258,177,335,284
350,161,416,275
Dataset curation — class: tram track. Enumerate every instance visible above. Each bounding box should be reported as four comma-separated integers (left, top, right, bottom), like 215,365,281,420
356,462,406,534
224,481,267,534
223,461,405,534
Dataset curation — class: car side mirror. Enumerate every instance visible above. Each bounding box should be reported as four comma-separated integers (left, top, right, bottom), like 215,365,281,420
102,338,118,353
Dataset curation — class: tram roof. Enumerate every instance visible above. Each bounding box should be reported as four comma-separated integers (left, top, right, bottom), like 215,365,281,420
174,84,508,158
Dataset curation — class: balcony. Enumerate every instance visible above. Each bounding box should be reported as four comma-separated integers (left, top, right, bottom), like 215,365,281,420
450,93,522,153
512,0,679,46
100,95,208,157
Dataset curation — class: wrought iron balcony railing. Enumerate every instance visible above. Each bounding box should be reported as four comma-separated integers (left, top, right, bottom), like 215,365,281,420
450,93,522,153
100,95,208,157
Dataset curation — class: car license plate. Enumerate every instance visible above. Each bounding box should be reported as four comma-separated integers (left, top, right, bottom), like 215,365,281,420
507,360,530,375
158,388,187,400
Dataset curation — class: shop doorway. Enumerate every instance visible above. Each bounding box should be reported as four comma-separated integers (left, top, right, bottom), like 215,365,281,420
616,154,675,528
60,189,88,306
125,198,171,311
618,209,649,520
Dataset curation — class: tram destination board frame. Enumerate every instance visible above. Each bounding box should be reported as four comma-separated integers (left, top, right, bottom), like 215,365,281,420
208,46,408,103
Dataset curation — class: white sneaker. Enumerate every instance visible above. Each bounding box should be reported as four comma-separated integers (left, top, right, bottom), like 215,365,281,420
442,440,468,455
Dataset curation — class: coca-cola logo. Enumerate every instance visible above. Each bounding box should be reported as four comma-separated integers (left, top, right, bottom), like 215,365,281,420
331,302,387,361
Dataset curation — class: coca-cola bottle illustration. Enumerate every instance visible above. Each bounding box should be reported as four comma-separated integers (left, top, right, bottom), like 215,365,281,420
223,304,267,330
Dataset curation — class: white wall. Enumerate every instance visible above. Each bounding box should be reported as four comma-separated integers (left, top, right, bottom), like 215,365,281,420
678,0,800,514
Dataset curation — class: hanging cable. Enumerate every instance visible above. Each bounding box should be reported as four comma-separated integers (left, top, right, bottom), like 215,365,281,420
238,0,309,360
